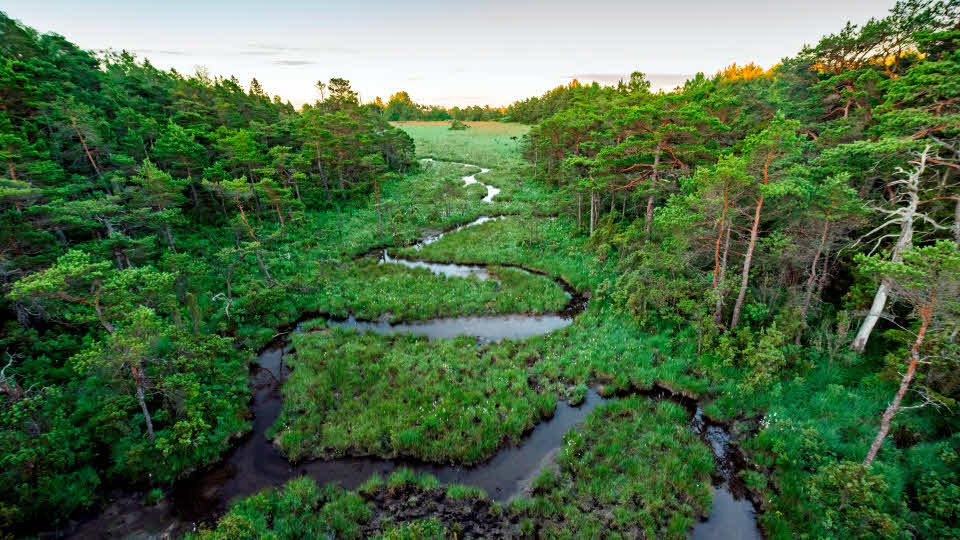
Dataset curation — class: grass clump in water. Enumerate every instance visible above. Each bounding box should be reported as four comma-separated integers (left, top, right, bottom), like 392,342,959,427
270,329,557,463
199,394,714,539
515,396,714,538
313,258,567,322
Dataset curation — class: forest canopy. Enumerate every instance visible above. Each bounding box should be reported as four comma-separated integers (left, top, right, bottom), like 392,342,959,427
2,1,960,538
0,11,414,532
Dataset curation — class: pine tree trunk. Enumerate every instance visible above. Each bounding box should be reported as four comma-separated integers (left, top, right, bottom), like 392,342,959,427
254,249,272,281
189,182,199,208
644,144,662,239
644,195,655,237
589,190,596,236
713,226,732,326
164,226,177,253
70,116,100,175
731,194,763,329
953,196,960,248
863,304,931,466
712,186,729,290
132,364,155,442
271,196,285,229
235,201,258,242
796,214,830,345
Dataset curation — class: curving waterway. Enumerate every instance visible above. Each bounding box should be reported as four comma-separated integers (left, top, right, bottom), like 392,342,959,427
58,160,761,539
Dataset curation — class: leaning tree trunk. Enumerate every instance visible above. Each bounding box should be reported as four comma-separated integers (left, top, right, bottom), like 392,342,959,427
70,116,100,175
851,163,921,352
164,226,177,253
254,249,272,281
131,363,155,442
796,214,830,345
730,193,763,329
863,302,932,466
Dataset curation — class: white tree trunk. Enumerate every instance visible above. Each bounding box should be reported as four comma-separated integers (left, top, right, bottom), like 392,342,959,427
851,155,923,352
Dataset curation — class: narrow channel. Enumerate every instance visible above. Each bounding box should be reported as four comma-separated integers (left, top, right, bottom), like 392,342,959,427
61,160,762,538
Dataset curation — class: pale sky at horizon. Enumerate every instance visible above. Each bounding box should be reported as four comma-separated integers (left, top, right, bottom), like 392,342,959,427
3,1,898,108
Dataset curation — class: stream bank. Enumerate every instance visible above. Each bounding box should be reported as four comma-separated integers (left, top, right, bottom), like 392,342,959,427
54,160,761,539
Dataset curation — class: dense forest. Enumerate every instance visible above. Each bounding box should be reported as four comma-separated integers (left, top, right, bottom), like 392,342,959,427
2,1,960,539
0,11,416,533
513,1,960,537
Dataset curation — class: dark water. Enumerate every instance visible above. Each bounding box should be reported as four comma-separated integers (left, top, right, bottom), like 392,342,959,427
328,313,573,342
689,409,764,540
168,208,587,526
382,249,492,280
172,343,608,525
56,162,762,538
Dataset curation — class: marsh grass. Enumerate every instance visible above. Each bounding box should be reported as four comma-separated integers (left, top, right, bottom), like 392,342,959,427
198,394,715,539
394,122,529,169
184,477,372,540
313,259,568,322
393,215,610,291
515,396,714,539
271,329,558,463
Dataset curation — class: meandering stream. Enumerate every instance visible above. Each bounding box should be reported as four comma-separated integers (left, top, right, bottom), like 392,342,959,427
60,160,761,539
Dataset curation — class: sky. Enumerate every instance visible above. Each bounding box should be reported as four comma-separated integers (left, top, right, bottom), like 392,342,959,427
3,1,899,108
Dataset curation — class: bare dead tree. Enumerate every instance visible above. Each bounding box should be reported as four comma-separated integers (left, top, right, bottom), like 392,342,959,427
851,146,950,351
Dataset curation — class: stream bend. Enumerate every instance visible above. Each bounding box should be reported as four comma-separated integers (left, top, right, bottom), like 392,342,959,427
63,159,761,539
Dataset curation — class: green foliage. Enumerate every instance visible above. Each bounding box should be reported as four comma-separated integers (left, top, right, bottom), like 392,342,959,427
522,397,713,539
3,3,960,538
313,258,567,322
0,12,415,531
185,477,373,540
271,328,558,463
376,518,449,540
806,461,903,539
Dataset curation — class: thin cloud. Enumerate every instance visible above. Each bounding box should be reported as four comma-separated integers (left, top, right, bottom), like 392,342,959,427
273,59,317,66
246,42,363,55
135,48,190,56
